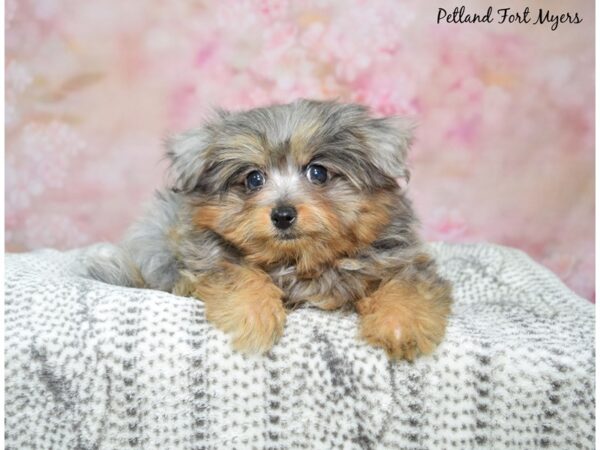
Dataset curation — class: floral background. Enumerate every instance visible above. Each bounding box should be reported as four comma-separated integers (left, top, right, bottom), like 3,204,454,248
6,0,594,300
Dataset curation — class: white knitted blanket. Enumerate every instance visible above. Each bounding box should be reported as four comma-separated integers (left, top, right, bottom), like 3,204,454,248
5,243,595,450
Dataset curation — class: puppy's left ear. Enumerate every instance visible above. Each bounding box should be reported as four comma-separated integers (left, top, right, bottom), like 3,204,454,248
165,109,231,193
165,128,213,193
364,116,415,182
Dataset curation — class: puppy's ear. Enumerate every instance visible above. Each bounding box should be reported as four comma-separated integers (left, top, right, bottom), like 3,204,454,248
364,116,415,182
165,128,213,193
165,108,231,193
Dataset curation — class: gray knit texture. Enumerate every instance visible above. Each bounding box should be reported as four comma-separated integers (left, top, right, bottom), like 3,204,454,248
5,242,595,450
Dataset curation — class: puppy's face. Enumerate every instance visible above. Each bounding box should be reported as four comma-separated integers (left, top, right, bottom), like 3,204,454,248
168,100,413,275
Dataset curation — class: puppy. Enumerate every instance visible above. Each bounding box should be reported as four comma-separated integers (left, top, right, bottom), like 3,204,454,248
86,99,452,360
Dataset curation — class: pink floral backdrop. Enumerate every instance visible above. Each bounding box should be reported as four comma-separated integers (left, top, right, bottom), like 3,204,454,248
6,0,594,300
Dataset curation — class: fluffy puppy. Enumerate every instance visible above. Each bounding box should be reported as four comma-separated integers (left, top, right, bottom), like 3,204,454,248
86,99,452,360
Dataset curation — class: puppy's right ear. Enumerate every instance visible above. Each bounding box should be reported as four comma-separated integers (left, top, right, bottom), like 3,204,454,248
165,128,212,193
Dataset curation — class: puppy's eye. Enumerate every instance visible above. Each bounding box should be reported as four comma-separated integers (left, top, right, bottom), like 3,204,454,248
306,164,328,184
245,170,265,191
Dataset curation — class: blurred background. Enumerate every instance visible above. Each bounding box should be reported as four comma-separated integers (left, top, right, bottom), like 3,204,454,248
5,0,594,300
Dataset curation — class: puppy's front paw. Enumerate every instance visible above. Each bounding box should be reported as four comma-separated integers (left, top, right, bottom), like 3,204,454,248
357,278,451,361
195,266,286,354
225,288,286,354
360,305,440,361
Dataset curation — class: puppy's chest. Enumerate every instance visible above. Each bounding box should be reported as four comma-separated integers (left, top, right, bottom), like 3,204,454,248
268,264,373,309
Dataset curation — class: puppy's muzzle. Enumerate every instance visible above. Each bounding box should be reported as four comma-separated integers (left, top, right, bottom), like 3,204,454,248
271,205,297,230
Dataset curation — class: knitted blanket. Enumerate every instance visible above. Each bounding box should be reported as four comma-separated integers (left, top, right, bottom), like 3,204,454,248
5,243,595,450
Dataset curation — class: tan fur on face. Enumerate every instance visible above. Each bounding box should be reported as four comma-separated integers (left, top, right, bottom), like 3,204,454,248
357,276,452,361
289,120,321,159
192,262,286,354
193,191,394,278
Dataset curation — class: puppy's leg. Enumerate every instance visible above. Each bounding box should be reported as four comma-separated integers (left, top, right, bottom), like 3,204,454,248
357,264,452,361
191,263,286,354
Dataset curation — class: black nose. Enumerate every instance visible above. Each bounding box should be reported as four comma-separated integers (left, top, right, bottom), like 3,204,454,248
271,206,297,230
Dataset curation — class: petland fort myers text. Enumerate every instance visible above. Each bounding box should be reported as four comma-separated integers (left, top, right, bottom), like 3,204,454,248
437,6,582,31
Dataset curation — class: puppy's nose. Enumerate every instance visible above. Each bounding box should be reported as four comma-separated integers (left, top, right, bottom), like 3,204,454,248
271,206,297,230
